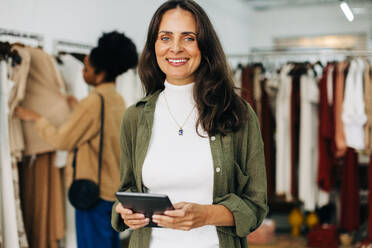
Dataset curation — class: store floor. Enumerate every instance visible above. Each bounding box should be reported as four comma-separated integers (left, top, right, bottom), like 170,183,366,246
248,235,306,248
120,234,360,247
120,234,307,248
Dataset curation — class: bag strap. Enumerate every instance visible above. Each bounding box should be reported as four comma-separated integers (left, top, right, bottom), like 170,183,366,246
71,93,105,189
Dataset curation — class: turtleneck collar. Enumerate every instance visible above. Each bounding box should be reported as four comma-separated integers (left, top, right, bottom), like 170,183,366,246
164,80,194,92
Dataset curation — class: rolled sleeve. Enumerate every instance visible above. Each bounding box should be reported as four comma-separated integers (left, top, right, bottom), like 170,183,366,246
216,187,268,237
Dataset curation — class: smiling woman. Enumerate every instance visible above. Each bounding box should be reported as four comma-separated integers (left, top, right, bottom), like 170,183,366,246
155,8,201,85
111,1,268,248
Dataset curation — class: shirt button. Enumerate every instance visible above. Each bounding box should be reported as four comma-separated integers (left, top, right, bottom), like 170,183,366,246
211,136,216,141
216,167,221,173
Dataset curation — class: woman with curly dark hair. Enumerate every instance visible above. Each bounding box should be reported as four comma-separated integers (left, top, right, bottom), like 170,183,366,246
16,31,138,248
112,0,268,247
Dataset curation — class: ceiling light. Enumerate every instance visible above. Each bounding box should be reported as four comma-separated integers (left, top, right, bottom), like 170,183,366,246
340,1,354,22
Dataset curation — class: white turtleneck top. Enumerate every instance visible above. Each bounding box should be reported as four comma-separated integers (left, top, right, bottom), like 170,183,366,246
142,80,219,248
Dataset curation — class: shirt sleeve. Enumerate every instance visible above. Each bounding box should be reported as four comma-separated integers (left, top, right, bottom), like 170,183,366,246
34,94,100,151
215,104,268,238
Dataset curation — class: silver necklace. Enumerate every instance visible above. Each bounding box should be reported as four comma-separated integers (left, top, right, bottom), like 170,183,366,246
163,93,196,136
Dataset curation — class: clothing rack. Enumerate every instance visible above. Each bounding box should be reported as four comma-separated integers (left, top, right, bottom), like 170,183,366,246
0,28,44,46
53,40,93,55
227,49,372,70
248,49,372,57
227,49,372,61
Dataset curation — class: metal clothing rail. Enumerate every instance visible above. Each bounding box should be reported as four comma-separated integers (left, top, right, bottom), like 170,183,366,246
0,28,44,43
53,40,93,56
54,40,93,50
247,49,372,57
227,49,372,58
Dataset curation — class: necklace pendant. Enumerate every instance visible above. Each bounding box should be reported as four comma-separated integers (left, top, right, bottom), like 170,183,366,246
178,128,183,136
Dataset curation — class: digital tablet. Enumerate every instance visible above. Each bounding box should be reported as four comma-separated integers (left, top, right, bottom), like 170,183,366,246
115,192,174,227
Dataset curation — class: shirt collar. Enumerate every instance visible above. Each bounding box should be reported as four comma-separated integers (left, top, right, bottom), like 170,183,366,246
135,90,162,107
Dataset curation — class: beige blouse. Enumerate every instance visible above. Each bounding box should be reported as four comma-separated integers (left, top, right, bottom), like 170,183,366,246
35,84,125,201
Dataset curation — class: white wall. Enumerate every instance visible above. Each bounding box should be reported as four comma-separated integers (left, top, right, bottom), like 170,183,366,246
197,0,253,55
0,0,253,55
0,0,164,52
248,3,372,50
2,0,370,58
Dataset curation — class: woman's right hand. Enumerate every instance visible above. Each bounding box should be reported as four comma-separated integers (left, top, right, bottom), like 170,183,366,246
66,95,79,110
115,203,150,230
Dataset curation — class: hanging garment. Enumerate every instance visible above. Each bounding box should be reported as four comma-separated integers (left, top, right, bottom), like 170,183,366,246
18,153,65,248
339,148,360,232
15,46,70,155
233,66,243,96
289,65,306,200
115,68,143,107
298,69,329,211
342,59,367,150
8,46,31,161
317,64,335,192
57,54,89,101
12,160,29,248
261,79,276,199
265,71,280,115
275,63,294,201
364,62,372,154
253,66,263,124
0,206,1,248
0,194,1,248
333,62,348,158
0,60,21,247
327,66,334,106
368,155,372,240
241,66,255,109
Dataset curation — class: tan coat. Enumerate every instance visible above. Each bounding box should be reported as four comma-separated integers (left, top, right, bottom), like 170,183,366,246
35,84,125,201
16,46,70,155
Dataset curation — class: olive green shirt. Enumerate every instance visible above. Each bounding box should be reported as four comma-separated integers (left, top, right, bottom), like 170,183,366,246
111,90,268,248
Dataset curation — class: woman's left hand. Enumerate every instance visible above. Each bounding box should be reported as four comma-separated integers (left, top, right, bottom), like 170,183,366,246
15,107,41,122
152,202,210,231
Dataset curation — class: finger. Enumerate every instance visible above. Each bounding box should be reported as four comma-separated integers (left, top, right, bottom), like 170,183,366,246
115,203,132,214
115,203,124,212
125,219,150,230
153,214,182,226
155,219,193,231
163,209,186,217
124,213,146,220
125,218,149,226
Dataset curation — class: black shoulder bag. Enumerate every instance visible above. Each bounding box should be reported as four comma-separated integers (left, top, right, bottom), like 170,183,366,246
68,94,104,210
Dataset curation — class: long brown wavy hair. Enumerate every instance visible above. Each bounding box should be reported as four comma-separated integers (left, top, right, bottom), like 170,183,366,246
138,0,248,136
